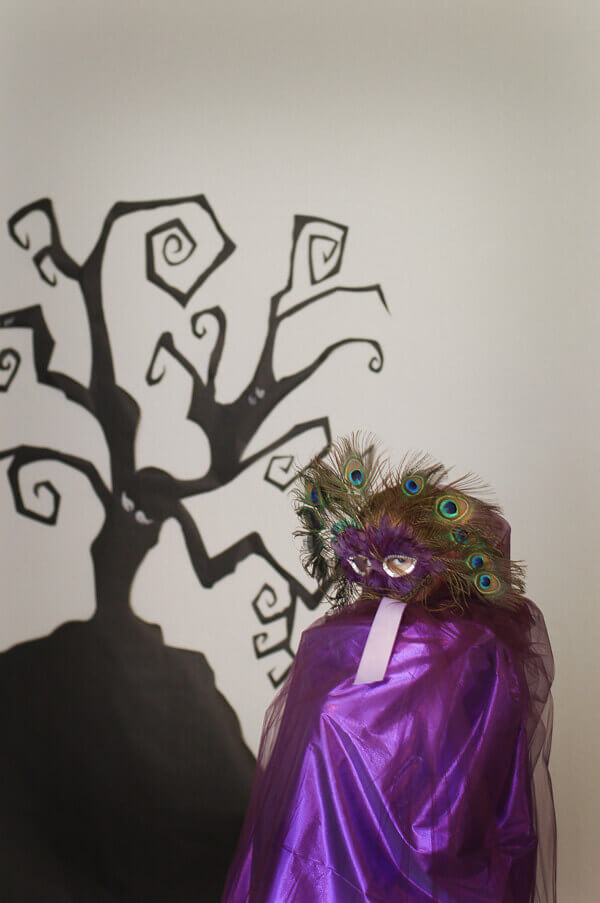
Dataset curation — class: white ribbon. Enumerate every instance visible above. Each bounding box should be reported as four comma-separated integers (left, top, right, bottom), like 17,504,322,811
354,596,407,685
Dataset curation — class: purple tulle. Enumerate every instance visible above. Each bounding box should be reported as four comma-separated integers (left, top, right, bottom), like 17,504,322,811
223,533,556,902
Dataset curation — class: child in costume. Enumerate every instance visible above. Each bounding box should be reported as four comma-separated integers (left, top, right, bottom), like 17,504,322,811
222,434,556,903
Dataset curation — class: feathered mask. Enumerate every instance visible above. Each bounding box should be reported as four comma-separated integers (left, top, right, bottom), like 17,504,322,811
293,433,527,616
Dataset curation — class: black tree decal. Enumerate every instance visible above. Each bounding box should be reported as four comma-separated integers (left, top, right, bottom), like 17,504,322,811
2,194,387,684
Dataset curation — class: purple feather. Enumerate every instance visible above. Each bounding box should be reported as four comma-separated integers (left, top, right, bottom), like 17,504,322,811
332,517,444,595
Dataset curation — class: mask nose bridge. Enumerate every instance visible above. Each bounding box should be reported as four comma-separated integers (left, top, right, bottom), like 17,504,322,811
367,551,385,572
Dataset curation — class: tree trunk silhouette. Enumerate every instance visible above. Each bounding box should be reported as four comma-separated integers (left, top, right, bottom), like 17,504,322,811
91,506,161,618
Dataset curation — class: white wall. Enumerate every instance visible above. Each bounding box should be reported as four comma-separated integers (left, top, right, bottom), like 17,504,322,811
2,2,599,899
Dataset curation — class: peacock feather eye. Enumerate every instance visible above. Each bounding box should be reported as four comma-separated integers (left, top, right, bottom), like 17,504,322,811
450,527,469,544
308,533,323,556
436,494,470,522
467,551,492,571
299,507,322,531
402,475,424,497
343,457,366,489
305,481,325,508
474,572,501,595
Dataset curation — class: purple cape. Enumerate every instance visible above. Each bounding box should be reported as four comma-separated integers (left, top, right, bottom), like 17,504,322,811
223,594,556,903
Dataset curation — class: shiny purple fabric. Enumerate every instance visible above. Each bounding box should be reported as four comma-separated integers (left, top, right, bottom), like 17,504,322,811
223,581,556,902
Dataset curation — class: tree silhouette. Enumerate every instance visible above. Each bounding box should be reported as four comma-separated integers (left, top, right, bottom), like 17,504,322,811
1,195,387,677
0,194,387,901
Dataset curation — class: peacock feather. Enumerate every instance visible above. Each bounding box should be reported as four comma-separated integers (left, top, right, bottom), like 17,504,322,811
293,433,528,616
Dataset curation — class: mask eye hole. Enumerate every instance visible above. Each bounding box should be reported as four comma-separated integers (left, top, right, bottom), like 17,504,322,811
383,555,417,577
347,555,370,575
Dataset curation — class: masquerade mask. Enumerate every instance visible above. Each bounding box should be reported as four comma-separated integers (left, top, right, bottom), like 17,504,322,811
294,433,526,614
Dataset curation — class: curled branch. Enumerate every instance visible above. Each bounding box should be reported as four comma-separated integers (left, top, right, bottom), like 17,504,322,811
276,336,384,399
366,340,384,372
24,480,61,525
191,305,226,390
0,305,92,412
146,337,168,386
8,198,82,282
146,331,202,387
0,445,111,524
146,309,226,395
0,348,21,391
33,247,58,286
